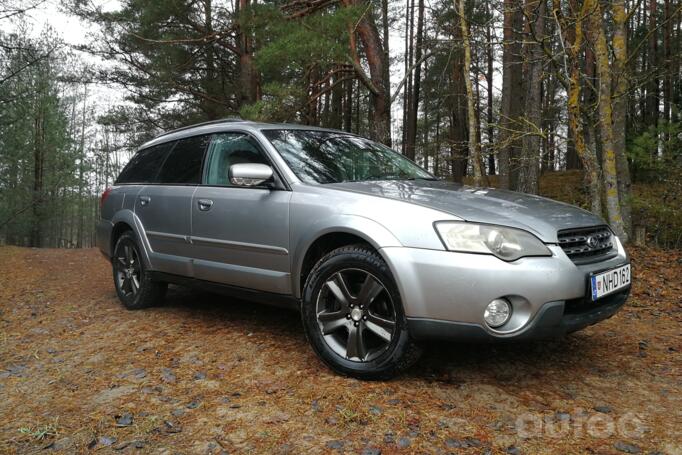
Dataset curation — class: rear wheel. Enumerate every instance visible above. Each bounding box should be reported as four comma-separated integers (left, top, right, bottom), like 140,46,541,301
301,245,421,380
112,231,166,310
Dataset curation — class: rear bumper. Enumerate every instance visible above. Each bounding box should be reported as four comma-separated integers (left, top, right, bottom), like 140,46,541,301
407,289,629,341
96,219,114,259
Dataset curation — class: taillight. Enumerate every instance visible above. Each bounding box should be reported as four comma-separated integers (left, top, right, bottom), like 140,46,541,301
100,187,112,209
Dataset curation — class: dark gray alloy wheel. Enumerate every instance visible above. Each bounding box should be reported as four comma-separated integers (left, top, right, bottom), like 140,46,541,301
115,241,142,298
316,268,397,362
112,231,166,310
302,244,421,380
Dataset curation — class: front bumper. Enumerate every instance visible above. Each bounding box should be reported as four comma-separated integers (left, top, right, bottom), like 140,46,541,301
406,289,629,341
380,238,630,341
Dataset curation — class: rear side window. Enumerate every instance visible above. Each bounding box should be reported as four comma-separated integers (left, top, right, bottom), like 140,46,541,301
115,142,173,184
157,135,210,184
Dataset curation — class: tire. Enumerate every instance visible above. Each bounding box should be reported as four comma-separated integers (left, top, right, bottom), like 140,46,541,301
112,231,167,310
301,244,421,380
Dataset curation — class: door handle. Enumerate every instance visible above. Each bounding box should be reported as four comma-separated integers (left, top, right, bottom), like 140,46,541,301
197,199,213,211
139,195,151,206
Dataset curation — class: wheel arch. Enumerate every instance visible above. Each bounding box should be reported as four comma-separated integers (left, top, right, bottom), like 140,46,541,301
292,215,402,299
110,209,153,270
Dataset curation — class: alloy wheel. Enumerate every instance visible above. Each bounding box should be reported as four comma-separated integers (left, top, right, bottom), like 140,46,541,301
115,241,142,298
315,268,397,362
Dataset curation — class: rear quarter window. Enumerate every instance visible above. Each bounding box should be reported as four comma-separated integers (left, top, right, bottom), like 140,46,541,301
115,142,174,184
157,135,211,184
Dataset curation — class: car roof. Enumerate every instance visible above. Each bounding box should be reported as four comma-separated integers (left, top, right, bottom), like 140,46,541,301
138,119,356,150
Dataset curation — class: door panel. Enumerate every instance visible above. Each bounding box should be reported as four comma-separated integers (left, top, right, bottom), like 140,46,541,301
190,187,292,293
135,185,196,276
190,132,292,294
134,134,210,275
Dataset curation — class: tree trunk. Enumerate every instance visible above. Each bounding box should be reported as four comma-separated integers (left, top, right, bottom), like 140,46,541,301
343,77,353,132
457,0,485,186
498,0,524,189
565,125,581,169
381,0,392,145
587,0,627,241
517,0,545,194
555,0,601,213
238,0,259,106
31,99,45,248
612,0,633,241
405,0,425,160
329,71,343,129
343,0,391,145
645,0,659,131
449,41,468,182
486,3,496,175
663,0,672,154
403,0,415,154
77,85,88,248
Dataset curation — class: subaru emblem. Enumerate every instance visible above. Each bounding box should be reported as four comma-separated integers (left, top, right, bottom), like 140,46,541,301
586,235,599,248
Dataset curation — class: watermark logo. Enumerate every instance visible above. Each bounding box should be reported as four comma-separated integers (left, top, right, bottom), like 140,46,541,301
515,408,646,439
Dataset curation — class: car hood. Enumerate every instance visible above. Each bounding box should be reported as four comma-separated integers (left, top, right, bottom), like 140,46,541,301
325,180,607,243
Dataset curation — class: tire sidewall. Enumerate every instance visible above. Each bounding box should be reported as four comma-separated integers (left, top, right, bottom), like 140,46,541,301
301,246,414,379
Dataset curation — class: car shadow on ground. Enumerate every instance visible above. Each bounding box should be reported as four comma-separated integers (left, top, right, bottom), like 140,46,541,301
157,284,616,385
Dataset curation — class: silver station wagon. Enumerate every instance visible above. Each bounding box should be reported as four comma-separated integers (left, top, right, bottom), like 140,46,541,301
97,119,631,379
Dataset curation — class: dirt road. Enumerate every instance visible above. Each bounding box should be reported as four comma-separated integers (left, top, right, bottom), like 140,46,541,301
0,246,680,454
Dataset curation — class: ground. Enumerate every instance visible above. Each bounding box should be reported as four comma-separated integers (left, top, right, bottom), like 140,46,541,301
0,246,680,455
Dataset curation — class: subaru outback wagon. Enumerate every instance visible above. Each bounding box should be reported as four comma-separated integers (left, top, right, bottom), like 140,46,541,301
97,119,631,379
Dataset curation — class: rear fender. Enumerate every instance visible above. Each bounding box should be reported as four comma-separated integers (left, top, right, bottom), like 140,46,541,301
111,209,154,270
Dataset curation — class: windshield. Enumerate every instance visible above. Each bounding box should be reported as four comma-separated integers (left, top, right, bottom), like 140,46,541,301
262,129,435,184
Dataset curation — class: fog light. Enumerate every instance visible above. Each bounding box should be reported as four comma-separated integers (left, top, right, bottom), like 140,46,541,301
484,299,512,328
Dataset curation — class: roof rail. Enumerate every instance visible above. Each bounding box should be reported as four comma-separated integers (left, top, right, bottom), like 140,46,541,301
154,117,245,139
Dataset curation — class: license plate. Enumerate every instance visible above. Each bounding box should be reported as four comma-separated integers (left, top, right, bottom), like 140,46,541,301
591,264,631,301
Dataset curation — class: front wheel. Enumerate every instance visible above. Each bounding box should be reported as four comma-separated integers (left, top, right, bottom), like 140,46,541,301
112,231,167,310
301,245,421,380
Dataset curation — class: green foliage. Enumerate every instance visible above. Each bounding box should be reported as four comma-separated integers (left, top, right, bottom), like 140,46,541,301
18,424,58,441
0,27,100,247
68,0,239,125
252,4,353,77
628,121,682,182
632,167,682,248
240,82,305,122
239,3,359,122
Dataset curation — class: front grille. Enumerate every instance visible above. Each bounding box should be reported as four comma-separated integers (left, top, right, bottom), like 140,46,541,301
557,225,617,264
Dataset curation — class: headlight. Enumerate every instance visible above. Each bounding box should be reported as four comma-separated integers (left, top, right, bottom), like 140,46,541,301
434,222,551,261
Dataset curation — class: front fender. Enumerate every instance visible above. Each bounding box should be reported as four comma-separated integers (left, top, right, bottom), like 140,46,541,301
291,214,402,299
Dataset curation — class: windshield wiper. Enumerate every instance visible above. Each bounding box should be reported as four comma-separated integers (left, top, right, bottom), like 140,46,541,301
394,176,439,181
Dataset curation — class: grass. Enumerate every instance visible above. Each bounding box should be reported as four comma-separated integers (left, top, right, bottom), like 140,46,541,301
18,421,58,441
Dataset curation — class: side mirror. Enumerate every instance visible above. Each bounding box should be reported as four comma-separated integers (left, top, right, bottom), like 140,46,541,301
229,163,274,187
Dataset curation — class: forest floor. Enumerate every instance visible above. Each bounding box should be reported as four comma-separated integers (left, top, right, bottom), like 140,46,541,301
0,246,680,454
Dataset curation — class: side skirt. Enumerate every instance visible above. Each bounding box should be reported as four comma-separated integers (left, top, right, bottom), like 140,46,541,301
148,271,300,311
